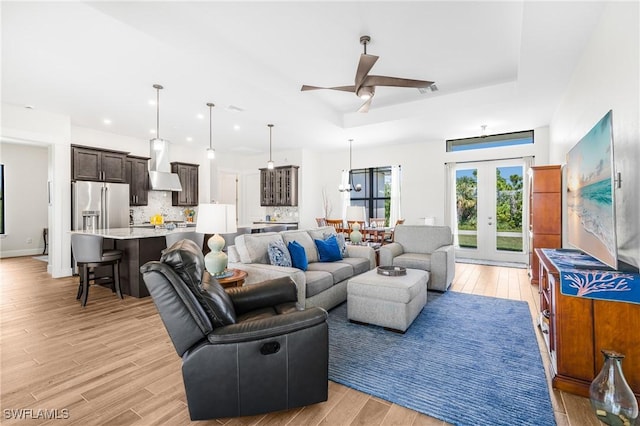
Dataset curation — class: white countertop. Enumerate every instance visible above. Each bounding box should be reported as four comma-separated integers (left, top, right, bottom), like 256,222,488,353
71,227,197,240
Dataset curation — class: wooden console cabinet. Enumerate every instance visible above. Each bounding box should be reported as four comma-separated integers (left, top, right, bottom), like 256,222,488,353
529,165,562,285
536,248,640,399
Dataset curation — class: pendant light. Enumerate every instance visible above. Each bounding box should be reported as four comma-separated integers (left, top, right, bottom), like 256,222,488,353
151,84,165,151
267,124,274,170
206,103,215,159
338,139,362,192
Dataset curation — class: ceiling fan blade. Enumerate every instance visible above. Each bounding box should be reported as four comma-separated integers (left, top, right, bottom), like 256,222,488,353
301,84,356,92
355,54,379,90
363,75,434,88
357,96,373,113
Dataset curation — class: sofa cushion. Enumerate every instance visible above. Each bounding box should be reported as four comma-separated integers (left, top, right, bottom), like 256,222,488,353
267,239,292,267
393,252,432,271
338,257,370,275
314,235,343,262
309,226,348,258
281,230,319,263
288,240,308,271
304,270,334,298
394,225,453,253
235,232,284,264
307,261,353,284
160,239,236,327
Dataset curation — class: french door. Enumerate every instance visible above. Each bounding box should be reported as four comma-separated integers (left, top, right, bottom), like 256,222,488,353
454,159,528,264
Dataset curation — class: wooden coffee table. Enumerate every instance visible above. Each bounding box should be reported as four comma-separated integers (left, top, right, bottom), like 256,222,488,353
203,269,248,289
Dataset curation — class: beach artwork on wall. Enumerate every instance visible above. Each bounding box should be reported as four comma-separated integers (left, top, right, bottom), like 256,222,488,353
566,110,617,269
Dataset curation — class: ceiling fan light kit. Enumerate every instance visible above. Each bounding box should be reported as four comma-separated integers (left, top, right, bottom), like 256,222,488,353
301,35,434,113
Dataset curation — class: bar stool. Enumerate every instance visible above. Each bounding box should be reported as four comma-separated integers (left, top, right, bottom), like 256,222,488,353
71,234,123,307
165,231,205,251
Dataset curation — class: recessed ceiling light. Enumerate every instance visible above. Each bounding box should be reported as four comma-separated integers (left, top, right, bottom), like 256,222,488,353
226,105,244,113
24,104,35,109
150,129,156,134
103,119,112,125
234,124,240,131
186,137,193,142
197,114,204,119
148,100,156,105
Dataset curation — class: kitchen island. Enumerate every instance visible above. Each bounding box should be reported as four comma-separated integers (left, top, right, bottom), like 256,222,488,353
72,227,197,298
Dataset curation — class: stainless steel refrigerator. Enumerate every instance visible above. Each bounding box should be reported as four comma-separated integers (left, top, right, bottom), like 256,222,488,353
72,181,130,231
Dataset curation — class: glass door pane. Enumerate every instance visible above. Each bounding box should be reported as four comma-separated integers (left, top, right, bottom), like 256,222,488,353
456,168,478,249
495,165,524,252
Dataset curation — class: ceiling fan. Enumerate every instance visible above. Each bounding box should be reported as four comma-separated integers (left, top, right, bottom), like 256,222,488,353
301,35,435,113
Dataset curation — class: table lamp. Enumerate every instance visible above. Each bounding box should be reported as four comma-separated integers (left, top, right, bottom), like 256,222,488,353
346,205,366,244
196,203,237,276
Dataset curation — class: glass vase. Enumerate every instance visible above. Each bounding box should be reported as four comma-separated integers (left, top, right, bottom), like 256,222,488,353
589,350,639,426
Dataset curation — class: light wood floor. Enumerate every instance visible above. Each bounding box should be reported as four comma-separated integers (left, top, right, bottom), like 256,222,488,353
0,257,599,425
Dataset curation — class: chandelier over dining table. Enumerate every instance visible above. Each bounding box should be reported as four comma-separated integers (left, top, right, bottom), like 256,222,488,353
338,139,362,192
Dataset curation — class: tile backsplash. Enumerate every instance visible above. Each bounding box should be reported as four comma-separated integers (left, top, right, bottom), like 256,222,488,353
130,191,197,224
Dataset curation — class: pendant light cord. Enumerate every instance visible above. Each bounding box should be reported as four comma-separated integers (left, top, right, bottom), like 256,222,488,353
268,124,274,162
153,84,163,139
208,103,214,149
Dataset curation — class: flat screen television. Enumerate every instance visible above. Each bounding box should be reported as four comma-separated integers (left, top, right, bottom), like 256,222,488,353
565,110,618,269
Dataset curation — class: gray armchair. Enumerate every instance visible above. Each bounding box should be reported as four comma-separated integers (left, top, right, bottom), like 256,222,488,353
140,239,328,420
379,225,455,291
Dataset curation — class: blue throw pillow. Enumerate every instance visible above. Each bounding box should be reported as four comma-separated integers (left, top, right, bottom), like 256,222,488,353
324,232,348,258
267,240,292,267
287,240,308,271
315,235,343,262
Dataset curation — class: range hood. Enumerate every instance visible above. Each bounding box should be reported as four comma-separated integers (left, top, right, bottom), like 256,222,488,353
148,140,182,191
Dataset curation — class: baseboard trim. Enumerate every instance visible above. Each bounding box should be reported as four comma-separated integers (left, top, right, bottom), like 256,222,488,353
0,249,44,258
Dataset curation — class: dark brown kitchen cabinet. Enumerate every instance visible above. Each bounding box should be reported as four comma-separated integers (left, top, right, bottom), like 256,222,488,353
260,165,299,206
72,145,127,183
125,156,149,206
171,162,199,206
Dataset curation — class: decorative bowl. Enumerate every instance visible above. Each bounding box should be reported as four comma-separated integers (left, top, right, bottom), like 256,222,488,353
377,266,407,276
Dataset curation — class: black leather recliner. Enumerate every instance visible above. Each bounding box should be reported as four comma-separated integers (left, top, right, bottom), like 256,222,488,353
140,239,329,420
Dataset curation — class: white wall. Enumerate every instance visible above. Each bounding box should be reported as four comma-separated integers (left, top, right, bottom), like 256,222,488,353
217,126,550,231
1,104,72,277
0,143,48,257
549,1,639,269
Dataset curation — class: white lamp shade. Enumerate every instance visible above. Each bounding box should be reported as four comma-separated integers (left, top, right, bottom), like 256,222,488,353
345,206,366,222
195,204,237,234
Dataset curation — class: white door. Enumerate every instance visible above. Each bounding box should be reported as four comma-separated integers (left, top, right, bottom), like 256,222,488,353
454,159,528,264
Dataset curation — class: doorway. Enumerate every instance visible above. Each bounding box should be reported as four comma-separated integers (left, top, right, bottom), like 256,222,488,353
454,159,528,264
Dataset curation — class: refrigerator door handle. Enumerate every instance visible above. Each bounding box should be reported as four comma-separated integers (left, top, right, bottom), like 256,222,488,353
104,186,109,229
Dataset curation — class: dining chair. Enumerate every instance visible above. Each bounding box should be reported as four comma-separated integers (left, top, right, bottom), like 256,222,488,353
383,219,405,244
71,234,123,307
325,219,346,236
367,218,387,242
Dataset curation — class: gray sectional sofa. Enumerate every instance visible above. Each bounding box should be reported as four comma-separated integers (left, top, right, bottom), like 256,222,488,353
228,226,376,310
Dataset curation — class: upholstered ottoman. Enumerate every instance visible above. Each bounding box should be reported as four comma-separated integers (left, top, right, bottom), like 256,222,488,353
347,268,428,333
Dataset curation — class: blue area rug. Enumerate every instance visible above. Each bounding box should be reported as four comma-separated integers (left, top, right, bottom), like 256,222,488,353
328,291,556,426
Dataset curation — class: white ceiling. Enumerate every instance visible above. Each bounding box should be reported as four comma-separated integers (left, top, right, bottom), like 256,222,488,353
1,1,605,155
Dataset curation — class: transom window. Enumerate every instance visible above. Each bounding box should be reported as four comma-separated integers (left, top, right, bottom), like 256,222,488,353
446,130,534,152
